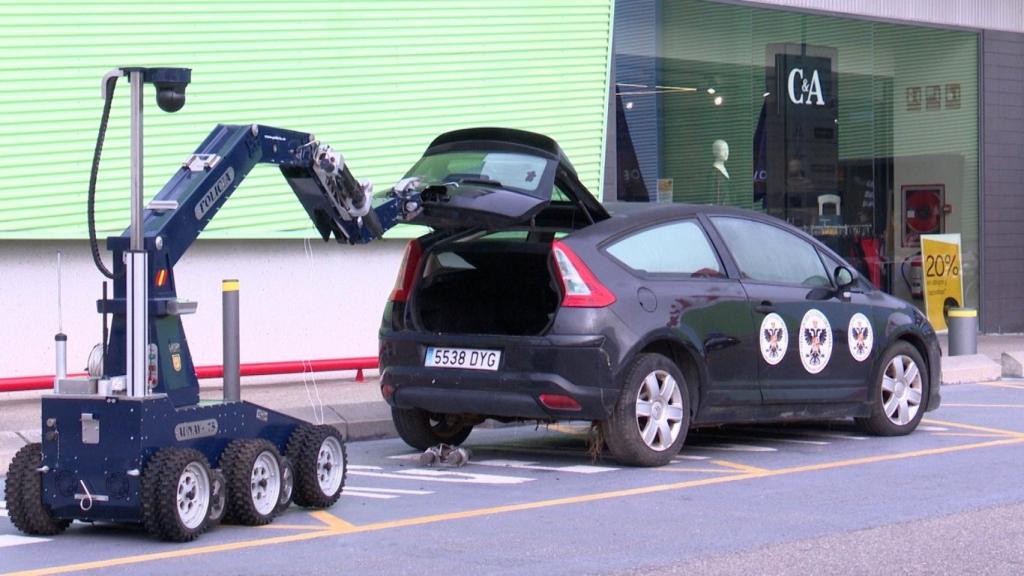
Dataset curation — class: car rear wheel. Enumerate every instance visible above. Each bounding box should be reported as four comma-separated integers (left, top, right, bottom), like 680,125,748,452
855,341,929,436
602,353,690,467
392,407,473,451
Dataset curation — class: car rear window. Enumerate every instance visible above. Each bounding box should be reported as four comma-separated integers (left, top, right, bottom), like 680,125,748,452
606,220,723,277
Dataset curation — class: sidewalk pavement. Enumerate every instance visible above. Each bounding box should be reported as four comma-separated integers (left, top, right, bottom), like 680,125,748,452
2,334,1023,474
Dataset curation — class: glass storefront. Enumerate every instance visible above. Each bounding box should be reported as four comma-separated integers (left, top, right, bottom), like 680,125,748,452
610,0,979,311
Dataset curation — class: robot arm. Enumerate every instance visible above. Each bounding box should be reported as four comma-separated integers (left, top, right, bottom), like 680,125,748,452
113,123,421,267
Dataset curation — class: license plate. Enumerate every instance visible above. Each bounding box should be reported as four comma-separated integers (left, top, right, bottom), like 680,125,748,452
424,347,501,371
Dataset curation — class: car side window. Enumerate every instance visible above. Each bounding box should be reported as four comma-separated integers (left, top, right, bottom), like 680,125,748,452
710,216,830,287
606,220,723,277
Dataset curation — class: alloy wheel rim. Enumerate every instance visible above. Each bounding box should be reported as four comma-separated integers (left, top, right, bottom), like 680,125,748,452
317,437,345,495
634,369,685,451
881,354,923,426
250,451,281,516
176,462,210,530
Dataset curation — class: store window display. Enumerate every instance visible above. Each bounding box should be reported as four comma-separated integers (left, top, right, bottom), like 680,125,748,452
610,0,979,313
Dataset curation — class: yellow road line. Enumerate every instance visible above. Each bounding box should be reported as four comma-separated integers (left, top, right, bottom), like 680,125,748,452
309,511,356,532
978,381,1024,391
711,459,770,475
7,435,1024,576
944,402,1024,409
923,418,1024,438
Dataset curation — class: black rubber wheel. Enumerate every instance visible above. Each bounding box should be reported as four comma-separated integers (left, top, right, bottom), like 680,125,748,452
856,341,929,436
6,443,70,536
277,456,295,513
601,353,691,467
207,469,228,527
220,439,283,526
286,425,347,509
391,408,473,451
140,447,213,542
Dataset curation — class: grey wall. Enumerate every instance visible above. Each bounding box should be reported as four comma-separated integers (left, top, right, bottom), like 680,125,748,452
981,30,1024,333
743,0,1024,33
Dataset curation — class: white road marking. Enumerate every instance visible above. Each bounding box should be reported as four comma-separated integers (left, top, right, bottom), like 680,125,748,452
740,427,869,441
344,491,398,500
343,486,434,496
919,425,950,432
689,443,778,453
674,455,711,461
0,535,51,548
348,465,533,485
0,500,7,518
699,433,829,446
471,459,618,474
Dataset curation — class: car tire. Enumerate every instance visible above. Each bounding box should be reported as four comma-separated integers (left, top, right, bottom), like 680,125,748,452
6,443,70,536
602,353,690,467
855,341,929,436
286,425,347,509
391,407,473,451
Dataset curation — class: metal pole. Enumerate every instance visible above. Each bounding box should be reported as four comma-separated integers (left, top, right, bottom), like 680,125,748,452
129,70,144,251
125,70,148,397
222,279,241,402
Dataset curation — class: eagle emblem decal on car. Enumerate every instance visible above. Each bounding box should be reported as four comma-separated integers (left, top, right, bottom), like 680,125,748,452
799,309,833,374
759,312,789,365
847,312,873,362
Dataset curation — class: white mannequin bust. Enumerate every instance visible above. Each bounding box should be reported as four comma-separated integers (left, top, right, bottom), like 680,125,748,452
712,139,730,179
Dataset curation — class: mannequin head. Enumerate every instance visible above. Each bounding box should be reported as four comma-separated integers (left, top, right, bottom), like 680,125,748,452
712,139,730,163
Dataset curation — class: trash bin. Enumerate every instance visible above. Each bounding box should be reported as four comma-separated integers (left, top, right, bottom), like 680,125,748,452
947,308,977,356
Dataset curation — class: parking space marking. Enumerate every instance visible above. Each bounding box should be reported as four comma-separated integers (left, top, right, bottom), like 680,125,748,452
978,381,1024,391
922,418,1024,438
471,459,618,475
933,432,1007,439
944,402,1024,409
7,424,1024,576
348,465,533,485
310,511,355,532
0,535,51,549
0,500,7,518
652,467,737,474
711,459,770,475
739,427,869,441
345,486,434,496
688,442,777,452
699,432,829,446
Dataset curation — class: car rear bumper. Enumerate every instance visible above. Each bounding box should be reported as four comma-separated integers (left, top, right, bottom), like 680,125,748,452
379,332,617,420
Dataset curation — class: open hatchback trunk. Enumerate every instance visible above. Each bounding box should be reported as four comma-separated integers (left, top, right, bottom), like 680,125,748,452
396,127,611,336
398,127,609,231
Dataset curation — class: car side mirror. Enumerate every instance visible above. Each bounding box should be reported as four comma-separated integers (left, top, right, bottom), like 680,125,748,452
834,265,855,291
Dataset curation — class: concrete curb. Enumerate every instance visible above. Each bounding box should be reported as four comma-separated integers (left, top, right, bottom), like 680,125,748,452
940,354,1002,385
1001,350,1024,378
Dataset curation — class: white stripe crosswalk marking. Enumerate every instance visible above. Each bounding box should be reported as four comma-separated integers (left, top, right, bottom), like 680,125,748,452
0,535,51,548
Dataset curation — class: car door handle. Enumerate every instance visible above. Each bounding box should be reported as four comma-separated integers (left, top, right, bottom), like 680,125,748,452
755,301,776,314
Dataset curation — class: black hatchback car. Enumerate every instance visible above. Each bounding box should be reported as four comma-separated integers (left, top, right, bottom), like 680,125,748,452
378,128,941,466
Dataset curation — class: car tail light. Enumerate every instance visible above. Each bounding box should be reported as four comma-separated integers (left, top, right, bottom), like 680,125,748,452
539,394,582,412
551,240,616,308
389,239,422,303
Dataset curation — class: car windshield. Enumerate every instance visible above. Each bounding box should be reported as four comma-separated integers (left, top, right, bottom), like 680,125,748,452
405,151,553,195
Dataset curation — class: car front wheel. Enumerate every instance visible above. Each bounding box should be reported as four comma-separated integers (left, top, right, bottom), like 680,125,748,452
602,353,690,467
856,341,929,435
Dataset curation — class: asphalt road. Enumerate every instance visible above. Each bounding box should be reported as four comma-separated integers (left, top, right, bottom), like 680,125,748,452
2,381,1023,576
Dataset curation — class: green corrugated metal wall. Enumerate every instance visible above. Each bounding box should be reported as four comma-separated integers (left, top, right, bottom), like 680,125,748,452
0,1,613,238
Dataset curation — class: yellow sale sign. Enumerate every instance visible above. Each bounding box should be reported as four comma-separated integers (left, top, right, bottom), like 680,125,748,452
920,234,964,331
